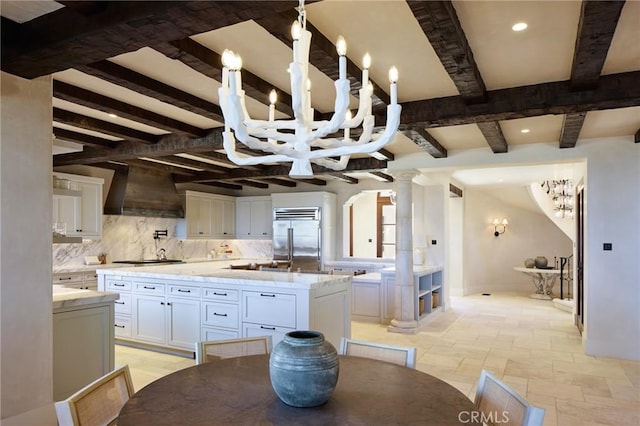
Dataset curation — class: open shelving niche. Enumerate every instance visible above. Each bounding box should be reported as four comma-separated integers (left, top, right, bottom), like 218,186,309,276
416,268,443,320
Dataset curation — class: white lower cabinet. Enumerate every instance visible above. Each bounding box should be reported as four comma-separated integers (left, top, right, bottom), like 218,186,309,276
243,322,294,343
132,284,200,351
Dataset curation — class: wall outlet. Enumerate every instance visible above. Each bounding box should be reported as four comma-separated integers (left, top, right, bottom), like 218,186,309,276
603,243,612,251
431,240,437,245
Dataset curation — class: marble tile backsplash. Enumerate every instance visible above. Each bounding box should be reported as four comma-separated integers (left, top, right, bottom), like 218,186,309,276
52,215,273,268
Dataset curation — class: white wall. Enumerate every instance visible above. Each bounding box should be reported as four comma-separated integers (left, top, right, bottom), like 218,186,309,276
582,142,640,360
463,187,573,295
449,196,465,296
1,72,57,424
351,191,377,258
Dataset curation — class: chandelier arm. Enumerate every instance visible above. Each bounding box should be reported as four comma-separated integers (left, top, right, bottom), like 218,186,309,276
304,104,401,159
223,131,296,165
309,115,374,148
342,86,371,129
309,79,350,140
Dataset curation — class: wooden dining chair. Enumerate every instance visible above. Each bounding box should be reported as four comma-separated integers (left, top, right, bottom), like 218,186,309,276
195,336,273,365
338,338,417,369
55,364,135,426
474,369,545,426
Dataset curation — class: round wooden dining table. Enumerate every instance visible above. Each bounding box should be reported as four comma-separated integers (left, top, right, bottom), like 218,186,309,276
118,354,481,425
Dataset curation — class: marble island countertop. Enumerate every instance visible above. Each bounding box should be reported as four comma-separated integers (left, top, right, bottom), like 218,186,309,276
97,262,351,290
53,257,267,274
52,285,119,311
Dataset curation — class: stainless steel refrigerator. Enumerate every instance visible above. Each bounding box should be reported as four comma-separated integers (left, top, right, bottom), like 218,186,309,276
273,207,321,271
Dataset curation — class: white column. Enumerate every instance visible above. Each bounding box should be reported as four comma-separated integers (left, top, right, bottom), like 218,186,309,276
388,169,419,334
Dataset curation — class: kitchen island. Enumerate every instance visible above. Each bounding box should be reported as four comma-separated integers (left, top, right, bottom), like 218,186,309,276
97,263,351,355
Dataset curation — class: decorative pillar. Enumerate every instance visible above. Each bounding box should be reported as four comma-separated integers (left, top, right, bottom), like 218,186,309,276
388,169,418,334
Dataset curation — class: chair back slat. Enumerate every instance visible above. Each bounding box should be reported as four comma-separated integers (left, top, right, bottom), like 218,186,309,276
338,338,417,368
55,365,134,426
195,336,272,365
475,370,545,426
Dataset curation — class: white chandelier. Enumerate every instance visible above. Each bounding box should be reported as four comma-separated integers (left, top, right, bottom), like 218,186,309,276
218,0,401,178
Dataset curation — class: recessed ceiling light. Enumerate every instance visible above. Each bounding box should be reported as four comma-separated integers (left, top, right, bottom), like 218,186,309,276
108,113,118,118
521,128,530,134
512,22,528,32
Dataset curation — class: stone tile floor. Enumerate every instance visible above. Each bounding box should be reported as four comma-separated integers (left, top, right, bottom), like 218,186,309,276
116,293,640,426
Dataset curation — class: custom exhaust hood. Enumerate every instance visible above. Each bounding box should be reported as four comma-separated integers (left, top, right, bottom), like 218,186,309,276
104,165,184,218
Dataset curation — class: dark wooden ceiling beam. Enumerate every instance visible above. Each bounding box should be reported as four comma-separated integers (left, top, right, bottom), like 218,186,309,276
1,1,301,79
570,1,626,90
332,174,359,184
256,9,390,110
401,71,640,128
406,0,486,103
53,127,119,149
124,159,196,176
156,156,228,174
53,80,208,137
79,60,223,122
258,178,298,188
559,113,587,149
635,129,639,144
370,171,394,182
293,177,327,186
174,157,388,182
53,129,225,166
401,127,447,158
235,180,270,189
53,107,159,144
198,181,243,191
154,38,294,117
476,122,508,154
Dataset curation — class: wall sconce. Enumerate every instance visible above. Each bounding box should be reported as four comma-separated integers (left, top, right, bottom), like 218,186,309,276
493,218,508,237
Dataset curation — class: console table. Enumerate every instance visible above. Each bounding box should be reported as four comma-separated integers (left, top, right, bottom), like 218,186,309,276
514,267,561,300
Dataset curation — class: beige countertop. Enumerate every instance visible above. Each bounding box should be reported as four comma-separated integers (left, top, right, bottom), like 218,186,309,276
52,285,119,311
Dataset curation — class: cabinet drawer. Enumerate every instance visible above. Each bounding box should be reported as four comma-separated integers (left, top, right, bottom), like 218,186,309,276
106,279,131,292
53,273,83,285
134,282,165,295
167,284,200,298
202,302,239,329
202,326,239,341
114,315,132,339
243,322,294,347
202,287,239,302
83,272,98,282
114,293,132,314
243,291,296,328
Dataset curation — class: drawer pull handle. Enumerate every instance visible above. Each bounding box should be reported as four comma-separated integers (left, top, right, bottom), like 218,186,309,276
113,283,125,287
260,326,276,330
114,324,125,328
59,277,72,281
114,301,125,305
177,289,191,293
143,286,156,290
160,302,165,305
260,293,276,297
213,313,228,317
167,302,172,306
213,292,228,296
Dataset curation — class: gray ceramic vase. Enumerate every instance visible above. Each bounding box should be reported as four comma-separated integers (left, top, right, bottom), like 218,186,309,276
269,330,339,407
524,258,535,268
534,256,548,269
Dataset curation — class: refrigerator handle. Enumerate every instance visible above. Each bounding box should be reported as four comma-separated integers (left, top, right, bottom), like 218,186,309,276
287,227,294,261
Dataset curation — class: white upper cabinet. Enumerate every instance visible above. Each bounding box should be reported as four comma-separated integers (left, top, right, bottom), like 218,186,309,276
53,172,103,240
178,191,236,239
236,196,272,239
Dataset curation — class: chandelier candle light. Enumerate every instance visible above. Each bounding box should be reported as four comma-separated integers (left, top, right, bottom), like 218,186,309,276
218,0,401,178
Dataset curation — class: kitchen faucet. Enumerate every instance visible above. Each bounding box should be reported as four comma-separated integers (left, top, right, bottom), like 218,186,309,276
157,248,167,261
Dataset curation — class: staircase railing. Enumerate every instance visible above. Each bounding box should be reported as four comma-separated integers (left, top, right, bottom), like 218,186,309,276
557,255,573,300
